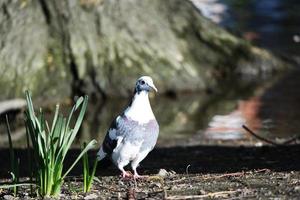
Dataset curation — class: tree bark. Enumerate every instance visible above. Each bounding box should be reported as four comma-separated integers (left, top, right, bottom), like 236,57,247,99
0,0,287,101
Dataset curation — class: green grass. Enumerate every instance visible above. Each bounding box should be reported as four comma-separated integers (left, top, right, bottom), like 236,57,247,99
24,91,97,197
82,142,99,193
5,115,20,196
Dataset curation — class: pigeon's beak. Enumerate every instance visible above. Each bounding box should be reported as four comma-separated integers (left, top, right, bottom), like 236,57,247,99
148,82,158,92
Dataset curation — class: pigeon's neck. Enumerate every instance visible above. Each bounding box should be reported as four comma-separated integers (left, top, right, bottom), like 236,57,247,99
124,91,155,124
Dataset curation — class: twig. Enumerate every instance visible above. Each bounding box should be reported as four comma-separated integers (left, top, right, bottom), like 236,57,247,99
283,134,300,144
169,172,245,183
243,125,300,145
242,125,279,146
201,169,271,180
254,168,270,173
202,172,245,180
185,165,191,175
169,169,271,184
165,190,238,200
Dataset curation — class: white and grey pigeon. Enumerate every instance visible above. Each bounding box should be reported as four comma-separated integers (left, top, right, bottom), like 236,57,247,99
97,76,159,178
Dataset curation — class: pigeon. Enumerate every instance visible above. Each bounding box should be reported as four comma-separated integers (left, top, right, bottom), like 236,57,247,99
97,76,159,178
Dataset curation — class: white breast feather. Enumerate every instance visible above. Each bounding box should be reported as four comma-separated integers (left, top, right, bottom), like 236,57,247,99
124,91,155,124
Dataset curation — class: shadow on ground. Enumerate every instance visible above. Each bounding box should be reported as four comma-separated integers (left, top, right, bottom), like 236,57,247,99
0,144,299,178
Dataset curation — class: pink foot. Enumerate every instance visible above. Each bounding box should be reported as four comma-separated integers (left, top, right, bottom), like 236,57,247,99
121,171,133,179
133,173,149,180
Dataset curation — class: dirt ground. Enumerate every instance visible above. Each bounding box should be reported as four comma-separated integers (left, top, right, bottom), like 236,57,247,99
65,169,300,199
0,144,300,199
1,170,300,199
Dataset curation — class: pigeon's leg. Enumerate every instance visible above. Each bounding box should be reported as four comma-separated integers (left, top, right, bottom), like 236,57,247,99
118,161,132,178
132,167,142,179
131,152,149,179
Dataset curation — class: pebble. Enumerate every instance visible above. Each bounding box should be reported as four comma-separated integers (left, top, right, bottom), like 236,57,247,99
255,142,263,147
294,186,300,192
84,193,98,200
158,169,169,177
157,169,176,177
293,35,300,43
3,195,14,200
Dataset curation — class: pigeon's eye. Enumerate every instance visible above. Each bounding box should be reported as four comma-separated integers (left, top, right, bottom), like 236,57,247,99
140,80,145,85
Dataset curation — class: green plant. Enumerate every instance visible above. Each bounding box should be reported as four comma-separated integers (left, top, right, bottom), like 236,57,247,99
24,91,97,197
82,142,98,193
25,124,33,195
5,115,20,196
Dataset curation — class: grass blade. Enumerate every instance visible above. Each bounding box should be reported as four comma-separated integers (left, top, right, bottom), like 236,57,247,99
5,116,15,175
64,96,88,157
25,125,33,195
62,139,97,179
0,183,35,189
5,115,19,195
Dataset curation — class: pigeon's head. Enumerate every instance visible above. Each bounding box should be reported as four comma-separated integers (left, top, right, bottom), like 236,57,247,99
135,76,158,94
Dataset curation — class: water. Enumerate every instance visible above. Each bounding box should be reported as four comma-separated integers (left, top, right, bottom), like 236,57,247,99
1,0,300,147
2,71,299,147
222,0,300,56
193,0,300,55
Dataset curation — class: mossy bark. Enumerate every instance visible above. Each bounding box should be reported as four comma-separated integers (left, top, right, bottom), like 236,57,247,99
0,0,287,101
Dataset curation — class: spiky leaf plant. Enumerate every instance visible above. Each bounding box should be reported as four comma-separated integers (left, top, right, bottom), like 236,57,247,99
24,91,97,197
82,142,98,193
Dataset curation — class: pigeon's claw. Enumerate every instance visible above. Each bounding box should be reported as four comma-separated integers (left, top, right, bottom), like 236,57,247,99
133,174,148,179
133,170,149,179
121,170,133,179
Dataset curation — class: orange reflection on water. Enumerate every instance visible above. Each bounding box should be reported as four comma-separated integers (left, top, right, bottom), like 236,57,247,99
204,97,262,140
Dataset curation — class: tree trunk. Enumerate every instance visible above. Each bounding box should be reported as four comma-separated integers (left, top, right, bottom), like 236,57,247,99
0,0,287,101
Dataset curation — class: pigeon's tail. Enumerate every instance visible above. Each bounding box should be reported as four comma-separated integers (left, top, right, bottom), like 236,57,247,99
97,146,107,161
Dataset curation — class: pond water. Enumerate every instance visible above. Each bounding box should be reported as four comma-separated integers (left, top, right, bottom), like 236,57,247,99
0,0,300,147
222,0,300,56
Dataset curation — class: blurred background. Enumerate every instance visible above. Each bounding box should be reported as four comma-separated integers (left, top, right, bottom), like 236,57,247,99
0,0,299,148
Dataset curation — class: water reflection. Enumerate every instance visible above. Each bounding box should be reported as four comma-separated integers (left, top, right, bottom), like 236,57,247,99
80,66,298,146
258,69,300,138
1,69,300,148
205,97,261,140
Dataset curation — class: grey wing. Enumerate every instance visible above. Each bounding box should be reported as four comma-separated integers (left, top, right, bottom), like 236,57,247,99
141,120,159,151
97,116,122,160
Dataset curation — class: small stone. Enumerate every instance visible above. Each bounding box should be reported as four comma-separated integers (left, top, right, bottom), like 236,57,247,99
84,193,99,200
294,186,300,192
157,169,168,177
200,189,206,194
255,142,263,147
293,35,300,43
157,169,176,177
3,195,14,200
